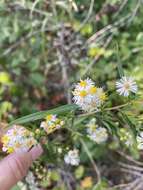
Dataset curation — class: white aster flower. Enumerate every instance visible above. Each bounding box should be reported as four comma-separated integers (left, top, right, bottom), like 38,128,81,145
88,127,108,143
72,79,106,112
116,76,138,97
2,125,37,153
137,132,143,150
87,119,108,143
40,114,64,135
64,149,80,166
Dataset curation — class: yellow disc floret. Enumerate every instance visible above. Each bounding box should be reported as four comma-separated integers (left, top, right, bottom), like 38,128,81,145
79,80,87,87
1,135,10,144
89,86,97,94
79,90,87,97
45,114,53,121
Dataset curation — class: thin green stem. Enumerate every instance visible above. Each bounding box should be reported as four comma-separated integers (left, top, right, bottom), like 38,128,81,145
77,0,95,32
65,121,101,184
78,102,130,118
105,102,130,111
80,138,101,184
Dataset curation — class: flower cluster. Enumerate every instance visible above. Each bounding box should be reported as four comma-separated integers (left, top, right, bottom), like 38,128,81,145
72,79,106,112
64,149,80,166
1,76,139,167
87,119,108,143
119,128,134,147
2,125,37,153
40,114,64,135
136,132,143,150
116,76,138,97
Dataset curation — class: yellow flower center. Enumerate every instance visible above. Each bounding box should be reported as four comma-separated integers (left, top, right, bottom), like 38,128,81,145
79,80,87,87
46,114,53,121
124,82,130,90
89,86,97,94
8,147,14,153
2,135,9,144
79,90,87,97
90,124,97,131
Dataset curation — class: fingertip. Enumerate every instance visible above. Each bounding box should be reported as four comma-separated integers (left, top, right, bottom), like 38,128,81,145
0,150,32,189
0,145,43,189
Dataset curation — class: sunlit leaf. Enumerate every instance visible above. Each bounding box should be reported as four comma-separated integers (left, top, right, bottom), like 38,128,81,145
9,104,78,125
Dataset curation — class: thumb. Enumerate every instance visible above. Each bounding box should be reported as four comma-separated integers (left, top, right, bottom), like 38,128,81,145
0,145,43,190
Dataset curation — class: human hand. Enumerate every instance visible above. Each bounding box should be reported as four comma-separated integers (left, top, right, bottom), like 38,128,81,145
0,144,43,190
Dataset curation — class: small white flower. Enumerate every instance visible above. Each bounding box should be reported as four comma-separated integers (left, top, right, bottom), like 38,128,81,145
72,79,106,112
40,114,64,135
88,127,108,143
116,76,138,97
64,149,80,166
87,119,108,143
137,132,143,150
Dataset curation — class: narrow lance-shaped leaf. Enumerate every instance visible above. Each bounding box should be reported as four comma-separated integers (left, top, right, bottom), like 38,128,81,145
115,42,124,77
119,111,137,136
9,104,78,126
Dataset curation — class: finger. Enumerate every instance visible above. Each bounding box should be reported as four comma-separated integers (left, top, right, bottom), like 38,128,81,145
0,144,43,190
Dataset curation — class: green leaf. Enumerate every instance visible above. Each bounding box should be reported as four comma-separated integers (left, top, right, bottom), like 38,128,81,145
9,104,78,125
117,60,124,78
74,117,87,126
119,111,137,135
29,72,45,86
102,120,118,135
115,42,124,77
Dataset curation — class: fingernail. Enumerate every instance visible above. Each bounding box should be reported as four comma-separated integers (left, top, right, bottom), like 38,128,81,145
30,144,43,161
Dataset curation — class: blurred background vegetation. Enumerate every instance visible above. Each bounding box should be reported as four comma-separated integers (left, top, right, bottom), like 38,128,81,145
0,0,143,189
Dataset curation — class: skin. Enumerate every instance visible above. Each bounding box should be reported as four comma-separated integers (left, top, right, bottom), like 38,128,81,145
0,143,43,190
